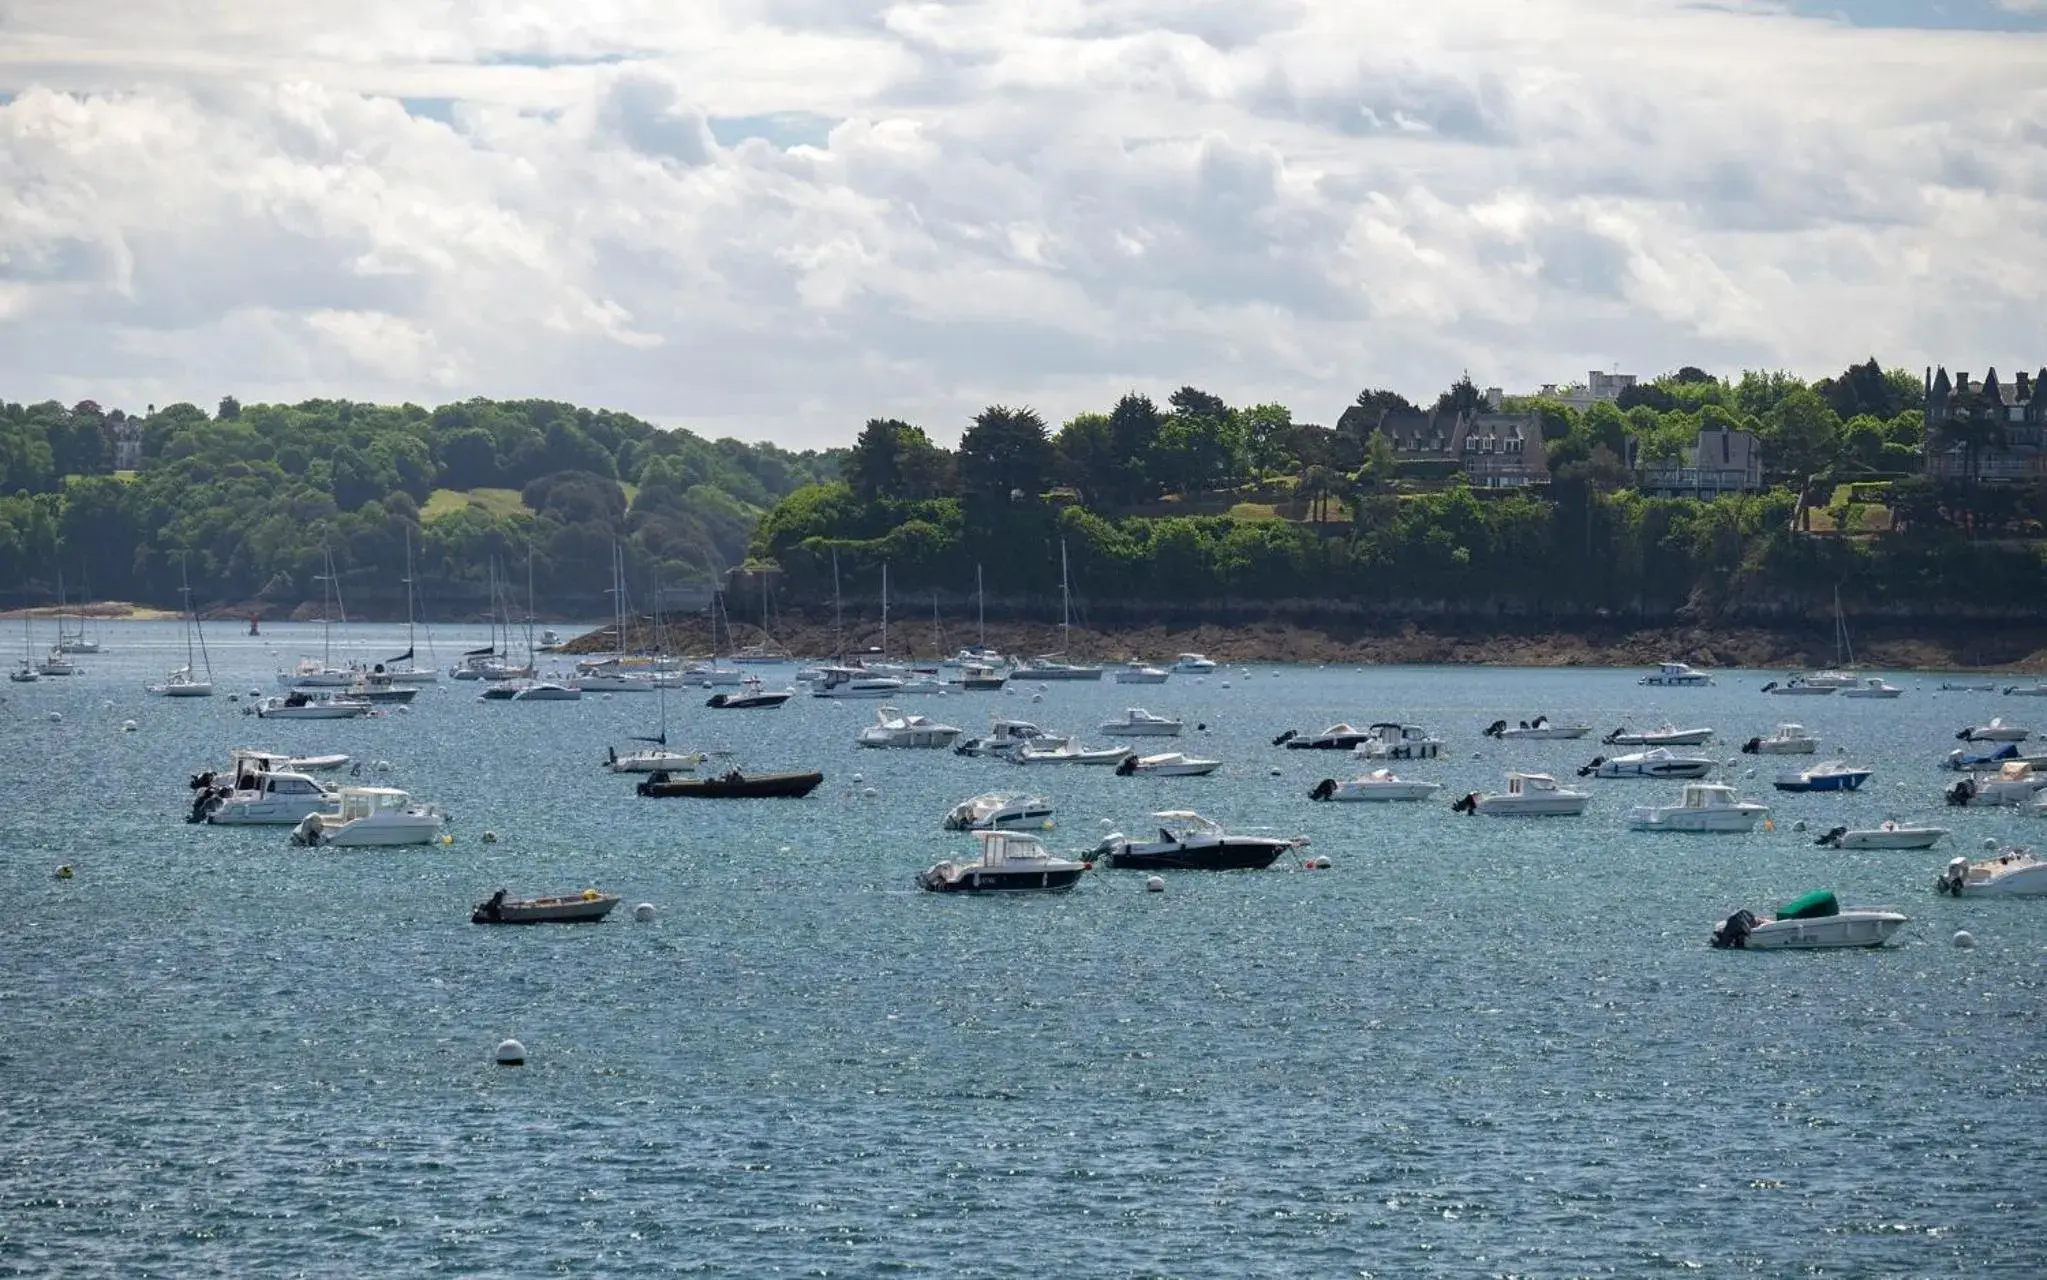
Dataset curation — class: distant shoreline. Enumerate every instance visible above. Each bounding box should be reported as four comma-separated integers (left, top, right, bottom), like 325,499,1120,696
15,604,2041,673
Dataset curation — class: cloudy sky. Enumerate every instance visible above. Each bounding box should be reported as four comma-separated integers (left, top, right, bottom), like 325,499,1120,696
2,1,2043,448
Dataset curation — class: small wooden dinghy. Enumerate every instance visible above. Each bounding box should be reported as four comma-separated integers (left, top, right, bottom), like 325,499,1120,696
472,888,620,925
636,768,824,798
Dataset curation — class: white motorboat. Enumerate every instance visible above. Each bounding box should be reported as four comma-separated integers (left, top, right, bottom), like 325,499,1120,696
1627,782,1770,832
511,681,581,701
1170,653,1217,674
1943,760,2047,807
1814,821,1948,850
1579,747,1717,780
811,666,905,699
942,793,1055,832
1958,717,2029,743
681,661,747,687
1099,707,1183,737
1941,680,1997,692
955,719,1066,758
1275,724,1377,750
955,662,1008,691
1014,740,1131,766
1935,848,2047,897
1015,656,1104,681
1089,811,1300,871
1115,751,1220,777
857,706,964,749
1308,770,1442,802
1452,772,1591,817
575,668,658,693
1640,662,1713,686
1799,669,1863,689
537,629,566,651
1740,724,1820,755
1113,664,1170,685
290,787,447,847
1711,891,1907,949
254,692,373,720
1942,743,2045,772
1354,723,1444,760
191,768,339,825
2004,682,2047,697
1761,677,1839,696
1600,723,1714,747
276,659,358,688
943,645,1008,670
194,749,351,785
1840,677,1904,699
1482,717,1590,740
919,831,1088,893
891,675,948,696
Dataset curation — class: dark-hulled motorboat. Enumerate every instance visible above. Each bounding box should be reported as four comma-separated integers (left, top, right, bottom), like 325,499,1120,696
1090,811,1300,871
636,768,824,798
706,683,793,709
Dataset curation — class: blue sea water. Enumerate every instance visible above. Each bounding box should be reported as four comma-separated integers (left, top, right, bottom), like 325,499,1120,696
3,623,2044,1277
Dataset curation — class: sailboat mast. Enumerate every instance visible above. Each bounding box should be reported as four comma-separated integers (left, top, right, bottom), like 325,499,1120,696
977,563,985,647
831,548,843,658
1059,540,1071,655
403,529,416,655
181,558,195,671
880,561,889,661
932,590,941,658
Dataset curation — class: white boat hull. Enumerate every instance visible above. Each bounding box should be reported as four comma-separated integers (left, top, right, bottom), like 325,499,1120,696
1496,727,1590,740
295,812,445,846
1114,670,1170,684
1832,828,1947,850
1743,911,1907,949
208,796,335,825
1473,796,1590,816
1126,759,1220,776
1628,808,1766,832
1101,723,1182,737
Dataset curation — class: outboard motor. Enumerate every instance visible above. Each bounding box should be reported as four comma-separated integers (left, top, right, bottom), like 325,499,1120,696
1114,756,1138,776
1937,856,1970,896
1450,793,1479,815
1955,727,1973,742
707,693,729,708
1577,757,1604,777
1814,825,1848,848
189,770,216,791
1308,778,1337,802
289,814,324,847
1741,737,1762,755
1530,716,1549,730
1088,833,1127,862
1710,909,1758,949
1601,728,1624,746
1945,779,1976,807
1271,729,1298,747
1483,720,1507,739
1760,681,1778,694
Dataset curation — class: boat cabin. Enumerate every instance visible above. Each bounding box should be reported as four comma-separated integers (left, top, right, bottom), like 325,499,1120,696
334,787,416,821
1506,773,1563,795
974,830,1061,866
1150,810,1226,842
1680,783,1741,808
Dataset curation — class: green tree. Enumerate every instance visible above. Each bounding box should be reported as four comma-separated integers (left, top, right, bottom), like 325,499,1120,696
1762,387,1842,481
957,405,1053,503
1054,412,1117,506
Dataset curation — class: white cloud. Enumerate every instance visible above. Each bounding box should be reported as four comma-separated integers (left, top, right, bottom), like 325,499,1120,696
0,0,2043,446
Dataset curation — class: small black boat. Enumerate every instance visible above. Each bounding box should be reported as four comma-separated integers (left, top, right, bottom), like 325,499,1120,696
1272,724,1375,750
706,688,792,709
637,768,823,798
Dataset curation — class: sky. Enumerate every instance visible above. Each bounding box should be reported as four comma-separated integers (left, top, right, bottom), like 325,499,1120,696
1,1,2043,449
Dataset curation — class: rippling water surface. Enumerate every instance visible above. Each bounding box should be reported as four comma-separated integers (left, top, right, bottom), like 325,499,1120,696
4,623,2044,1277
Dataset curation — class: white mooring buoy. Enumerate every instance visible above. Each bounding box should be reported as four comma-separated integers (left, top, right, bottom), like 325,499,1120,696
1145,876,1165,893
494,1038,526,1066
1953,930,1976,949
633,902,656,923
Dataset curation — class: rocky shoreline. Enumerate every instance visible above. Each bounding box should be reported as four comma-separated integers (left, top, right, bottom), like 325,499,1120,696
562,614,2047,674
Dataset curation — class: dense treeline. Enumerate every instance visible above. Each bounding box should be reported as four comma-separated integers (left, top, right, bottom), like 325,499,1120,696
754,359,2047,622
0,396,839,611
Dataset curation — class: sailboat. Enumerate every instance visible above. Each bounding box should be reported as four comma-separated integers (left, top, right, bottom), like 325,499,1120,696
683,584,745,686
732,569,791,664
34,582,80,675
10,604,38,682
278,547,357,686
148,556,215,696
1774,587,1861,692
53,569,102,654
1016,540,1102,680
380,530,438,683
943,564,1007,670
605,671,706,772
